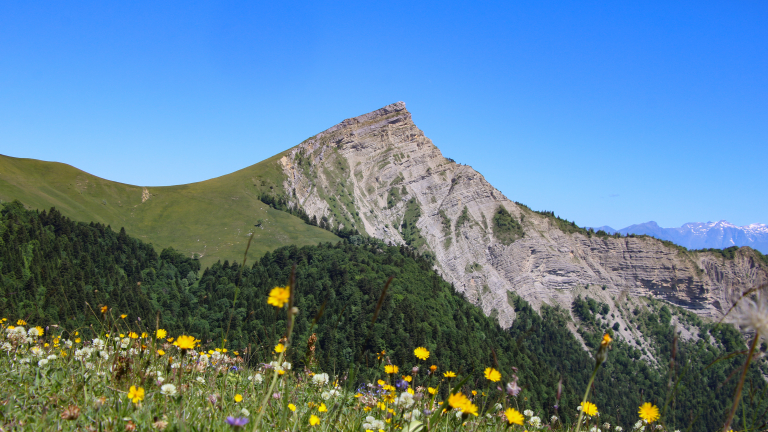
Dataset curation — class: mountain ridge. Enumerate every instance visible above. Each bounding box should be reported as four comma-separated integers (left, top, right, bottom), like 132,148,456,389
277,102,768,329
2,102,767,332
593,220,768,253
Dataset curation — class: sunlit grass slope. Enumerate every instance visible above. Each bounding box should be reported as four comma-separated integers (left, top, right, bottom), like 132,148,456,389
0,153,338,267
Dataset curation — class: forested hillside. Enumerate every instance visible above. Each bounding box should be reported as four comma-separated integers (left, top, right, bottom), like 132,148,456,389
1,200,766,430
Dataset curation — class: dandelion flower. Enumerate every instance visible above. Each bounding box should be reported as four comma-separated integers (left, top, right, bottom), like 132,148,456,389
384,365,399,374
274,343,285,353
443,371,456,378
100,305,108,314
267,286,290,308
234,394,243,403
288,403,296,411
581,401,598,416
731,292,768,340
318,403,327,412
157,349,165,356
17,319,27,325
638,402,660,423
505,408,525,425
414,347,430,360
484,367,501,382
174,335,197,350
156,329,167,339
127,385,145,404
309,415,320,426
428,387,437,395
128,332,138,339
120,314,127,319
601,333,612,346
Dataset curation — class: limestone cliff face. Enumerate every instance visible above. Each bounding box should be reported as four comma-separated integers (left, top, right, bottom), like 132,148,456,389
279,102,768,328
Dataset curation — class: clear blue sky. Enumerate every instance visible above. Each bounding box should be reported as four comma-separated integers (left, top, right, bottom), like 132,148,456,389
1,1,766,229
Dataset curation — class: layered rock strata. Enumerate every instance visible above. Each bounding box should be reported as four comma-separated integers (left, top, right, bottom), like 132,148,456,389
279,102,768,328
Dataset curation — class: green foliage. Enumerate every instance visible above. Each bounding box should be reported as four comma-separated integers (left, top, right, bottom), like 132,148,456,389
492,206,524,245
455,206,471,235
0,201,197,333
399,198,428,252
386,187,401,209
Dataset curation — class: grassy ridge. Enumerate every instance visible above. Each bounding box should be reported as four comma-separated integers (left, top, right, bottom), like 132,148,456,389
0,154,338,267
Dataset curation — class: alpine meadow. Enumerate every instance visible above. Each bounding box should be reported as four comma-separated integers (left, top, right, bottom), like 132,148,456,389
2,103,768,432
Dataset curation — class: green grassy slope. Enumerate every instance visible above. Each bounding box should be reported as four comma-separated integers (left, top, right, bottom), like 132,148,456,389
0,153,339,267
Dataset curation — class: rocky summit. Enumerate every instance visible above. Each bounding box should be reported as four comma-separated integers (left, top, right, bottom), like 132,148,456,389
279,102,768,328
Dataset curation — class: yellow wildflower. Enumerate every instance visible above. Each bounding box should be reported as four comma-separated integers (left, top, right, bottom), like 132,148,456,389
384,365,399,374
234,394,243,403
120,314,127,319
638,402,660,423
309,415,320,426
156,329,167,339
428,387,437,395
267,286,290,308
127,386,144,403
318,403,327,412
601,333,612,346
484,367,501,382
157,349,165,356
581,401,598,416
174,335,197,350
443,371,456,378
414,346,430,360
505,408,524,425
288,403,296,411
128,332,138,339
274,343,286,353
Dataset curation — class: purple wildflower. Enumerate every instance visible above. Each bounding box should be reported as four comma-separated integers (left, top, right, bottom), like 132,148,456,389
225,416,249,429
395,379,409,391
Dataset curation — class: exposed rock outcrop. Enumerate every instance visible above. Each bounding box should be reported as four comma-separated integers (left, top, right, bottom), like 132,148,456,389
279,102,768,328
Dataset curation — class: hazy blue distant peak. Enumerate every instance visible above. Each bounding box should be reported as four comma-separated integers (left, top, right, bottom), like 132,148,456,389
588,220,768,253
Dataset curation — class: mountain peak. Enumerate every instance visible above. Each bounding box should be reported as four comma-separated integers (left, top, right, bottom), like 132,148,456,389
314,102,409,141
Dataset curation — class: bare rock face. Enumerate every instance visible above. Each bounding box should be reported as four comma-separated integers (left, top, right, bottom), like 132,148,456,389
279,102,768,328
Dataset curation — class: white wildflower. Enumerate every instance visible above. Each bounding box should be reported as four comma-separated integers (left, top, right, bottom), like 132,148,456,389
37,359,49,367
1,342,12,352
27,327,41,337
92,338,105,349
313,373,330,386
362,416,385,430
281,361,291,370
161,384,178,396
615,427,623,432
47,354,57,360
64,339,73,348
252,373,263,384
529,416,542,428
196,377,205,384
240,408,250,417
494,403,503,411
732,291,768,340
30,346,43,356
524,409,534,417
394,392,414,408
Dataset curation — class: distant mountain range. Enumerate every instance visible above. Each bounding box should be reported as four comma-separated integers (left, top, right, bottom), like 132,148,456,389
592,221,768,253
